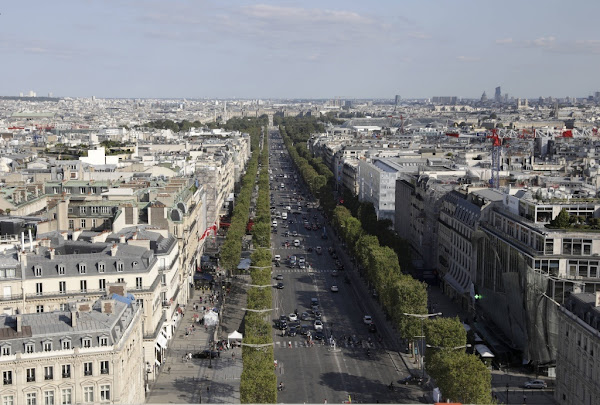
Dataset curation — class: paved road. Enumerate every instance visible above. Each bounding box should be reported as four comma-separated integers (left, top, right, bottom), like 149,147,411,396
269,132,424,404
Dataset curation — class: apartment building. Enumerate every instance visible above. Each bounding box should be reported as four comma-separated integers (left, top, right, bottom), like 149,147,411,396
358,158,402,224
555,292,600,405
0,294,144,405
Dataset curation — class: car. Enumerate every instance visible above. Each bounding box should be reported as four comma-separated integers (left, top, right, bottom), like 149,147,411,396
313,331,325,340
293,239,300,247
300,312,310,321
300,324,311,335
288,313,298,322
298,256,306,263
363,315,373,325
314,310,322,320
316,246,322,254
299,262,306,269
288,326,297,336
275,274,283,280
399,374,423,385
330,285,339,292
276,282,284,289
274,254,281,262
369,323,377,333
523,380,547,389
314,320,323,330
193,350,219,359
332,270,339,277
278,321,288,330
292,231,298,237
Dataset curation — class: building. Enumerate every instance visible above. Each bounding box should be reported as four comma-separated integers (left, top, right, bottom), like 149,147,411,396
555,292,600,405
0,293,144,405
358,158,403,224
495,87,502,102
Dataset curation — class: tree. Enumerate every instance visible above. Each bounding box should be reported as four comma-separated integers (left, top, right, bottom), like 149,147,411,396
549,208,570,228
424,317,467,375
428,351,492,404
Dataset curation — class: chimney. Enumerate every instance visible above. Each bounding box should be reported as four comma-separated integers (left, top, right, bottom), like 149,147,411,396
119,235,126,244
35,246,40,255
16,314,22,333
49,248,55,260
111,244,118,256
596,291,600,307
101,299,115,314
70,308,77,327
132,232,138,240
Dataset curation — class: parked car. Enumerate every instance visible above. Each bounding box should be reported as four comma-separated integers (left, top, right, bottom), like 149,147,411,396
330,285,339,292
399,374,423,385
363,315,373,325
314,320,324,330
288,313,298,322
523,380,547,389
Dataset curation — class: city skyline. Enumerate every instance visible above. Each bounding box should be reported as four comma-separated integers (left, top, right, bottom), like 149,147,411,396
1,0,599,100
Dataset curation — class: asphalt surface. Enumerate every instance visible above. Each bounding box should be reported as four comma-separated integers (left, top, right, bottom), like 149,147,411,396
269,132,425,404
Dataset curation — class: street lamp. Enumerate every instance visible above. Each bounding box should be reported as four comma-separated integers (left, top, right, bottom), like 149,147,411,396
402,312,442,381
208,339,213,369
426,344,471,350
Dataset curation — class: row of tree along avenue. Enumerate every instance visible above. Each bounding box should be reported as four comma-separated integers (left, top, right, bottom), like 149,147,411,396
277,115,492,404
239,127,277,403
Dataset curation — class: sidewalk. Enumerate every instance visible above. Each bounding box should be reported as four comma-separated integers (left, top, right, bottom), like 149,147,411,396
146,281,249,404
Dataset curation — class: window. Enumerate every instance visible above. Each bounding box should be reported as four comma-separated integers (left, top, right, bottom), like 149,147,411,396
91,206,99,215
99,337,109,347
136,277,142,289
117,278,124,283
25,343,35,353
61,339,71,350
44,391,54,405
98,261,105,273
80,219,86,228
61,364,71,378
79,205,86,213
1,345,10,356
60,389,72,405
99,278,106,291
59,303,69,311
117,262,124,272
36,282,43,296
78,263,86,274
68,220,74,229
2,395,14,405
83,362,92,376
100,385,111,402
26,393,37,405
36,305,44,313
100,360,109,373
80,280,87,293
82,338,92,348
58,281,66,294
83,386,94,403
44,366,53,380
3,370,12,385
43,341,52,352
26,367,36,382
34,266,42,277
136,298,144,308
91,218,97,228
57,264,65,275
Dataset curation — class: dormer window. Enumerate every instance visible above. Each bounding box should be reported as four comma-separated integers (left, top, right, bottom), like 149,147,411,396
61,339,72,350
25,342,35,353
98,262,105,273
82,337,92,348
116,261,124,272
58,264,66,275
79,263,86,274
1,345,11,356
34,266,42,277
43,341,52,352
99,336,109,347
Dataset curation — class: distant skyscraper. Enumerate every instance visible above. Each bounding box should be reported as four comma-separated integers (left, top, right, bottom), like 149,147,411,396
395,95,401,106
481,91,488,103
495,86,501,102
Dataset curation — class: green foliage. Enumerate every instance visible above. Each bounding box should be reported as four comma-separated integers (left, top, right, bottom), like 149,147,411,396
428,351,492,404
549,208,571,228
424,317,467,373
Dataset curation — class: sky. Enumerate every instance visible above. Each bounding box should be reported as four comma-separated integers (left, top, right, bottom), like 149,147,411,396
1,0,599,100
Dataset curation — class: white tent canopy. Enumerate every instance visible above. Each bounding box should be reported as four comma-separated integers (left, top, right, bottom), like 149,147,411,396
203,311,219,327
228,330,243,344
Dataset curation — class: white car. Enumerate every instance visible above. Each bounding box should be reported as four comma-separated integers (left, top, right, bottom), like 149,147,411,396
288,313,298,322
330,285,339,292
314,320,323,330
293,239,300,247
363,315,373,325
274,255,281,262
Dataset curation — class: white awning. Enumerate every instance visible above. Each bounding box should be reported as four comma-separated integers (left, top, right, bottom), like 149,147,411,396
156,333,168,349
475,344,494,358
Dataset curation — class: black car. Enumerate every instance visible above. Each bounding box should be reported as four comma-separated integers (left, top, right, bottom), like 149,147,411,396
193,350,219,359
300,312,310,321
278,321,288,330
288,326,298,336
399,374,423,385
300,324,310,335
369,323,377,333
276,282,284,289
313,331,325,340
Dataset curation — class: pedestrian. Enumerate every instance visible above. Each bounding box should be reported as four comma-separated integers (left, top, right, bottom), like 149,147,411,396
324,399,327,404
232,352,235,360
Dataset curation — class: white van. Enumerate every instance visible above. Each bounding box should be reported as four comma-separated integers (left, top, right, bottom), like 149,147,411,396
272,220,278,227
293,239,300,247
282,212,288,220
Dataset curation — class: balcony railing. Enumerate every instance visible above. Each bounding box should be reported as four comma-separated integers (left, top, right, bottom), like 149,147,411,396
45,374,53,381
62,372,71,378
26,376,35,382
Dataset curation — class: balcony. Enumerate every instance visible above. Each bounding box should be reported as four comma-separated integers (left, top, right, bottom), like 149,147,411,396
101,368,109,375
27,376,35,382
84,370,92,376
3,378,12,385
62,372,71,378
45,374,53,381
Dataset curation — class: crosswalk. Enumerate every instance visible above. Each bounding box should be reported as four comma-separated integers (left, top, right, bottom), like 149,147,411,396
274,339,387,350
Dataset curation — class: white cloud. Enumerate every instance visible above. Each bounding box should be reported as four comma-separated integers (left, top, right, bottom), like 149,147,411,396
408,32,431,40
456,55,480,62
495,38,513,44
240,4,375,25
